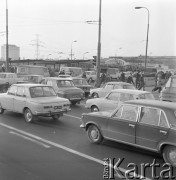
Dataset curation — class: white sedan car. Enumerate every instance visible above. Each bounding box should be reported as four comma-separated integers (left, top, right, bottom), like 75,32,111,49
90,81,135,98
0,84,71,123
86,89,155,112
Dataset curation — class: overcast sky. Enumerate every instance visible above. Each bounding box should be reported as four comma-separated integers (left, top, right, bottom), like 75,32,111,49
0,0,175,59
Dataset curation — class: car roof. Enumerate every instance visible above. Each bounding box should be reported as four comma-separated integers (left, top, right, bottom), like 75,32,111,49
43,77,73,80
0,73,16,74
106,81,134,85
24,75,43,77
124,99,176,110
111,89,151,95
12,83,50,87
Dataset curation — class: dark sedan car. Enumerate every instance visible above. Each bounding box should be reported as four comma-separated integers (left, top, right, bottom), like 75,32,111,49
80,100,176,166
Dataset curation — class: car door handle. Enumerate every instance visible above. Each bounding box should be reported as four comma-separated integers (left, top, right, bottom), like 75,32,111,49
160,130,167,135
129,124,135,128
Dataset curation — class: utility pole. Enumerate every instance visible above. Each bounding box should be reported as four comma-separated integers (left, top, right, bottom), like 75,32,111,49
30,34,44,60
6,0,9,72
95,0,102,87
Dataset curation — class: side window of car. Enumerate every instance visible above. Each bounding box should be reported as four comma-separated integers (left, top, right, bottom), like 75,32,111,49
16,87,25,97
8,74,13,78
139,107,160,126
119,93,131,102
104,84,113,90
107,92,120,101
121,105,138,122
113,106,123,118
159,111,169,128
8,85,17,95
40,79,46,84
47,80,53,86
113,85,122,89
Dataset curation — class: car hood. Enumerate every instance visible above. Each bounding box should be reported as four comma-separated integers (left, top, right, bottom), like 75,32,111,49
89,110,114,117
30,96,69,104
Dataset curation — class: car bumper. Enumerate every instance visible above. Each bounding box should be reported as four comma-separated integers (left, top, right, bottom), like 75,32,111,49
34,108,71,116
80,123,85,129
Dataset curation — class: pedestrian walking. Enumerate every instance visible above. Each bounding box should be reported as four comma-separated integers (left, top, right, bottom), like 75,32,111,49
138,72,145,90
152,74,162,93
135,71,140,89
120,71,125,82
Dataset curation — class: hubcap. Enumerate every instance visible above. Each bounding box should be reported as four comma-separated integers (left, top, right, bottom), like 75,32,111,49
93,94,98,98
91,129,98,140
93,107,98,112
26,110,32,121
169,149,176,165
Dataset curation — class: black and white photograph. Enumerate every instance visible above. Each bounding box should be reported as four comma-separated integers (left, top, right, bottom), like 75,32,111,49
0,0,176,179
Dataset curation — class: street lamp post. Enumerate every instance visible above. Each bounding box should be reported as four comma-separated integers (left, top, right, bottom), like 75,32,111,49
95,0,102,88
70,40,77,60
135,7,150,90
83,52,89,60
6,0,9,72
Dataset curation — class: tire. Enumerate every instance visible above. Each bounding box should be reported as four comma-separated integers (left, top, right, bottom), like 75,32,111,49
87,124,103,144
163,145,176,166
24,108,35,123
52,114,60,121
92,93,99,98
91,105,99,112
0,103,5,114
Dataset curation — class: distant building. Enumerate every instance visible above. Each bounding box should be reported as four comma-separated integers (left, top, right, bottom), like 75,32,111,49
1,44,20,61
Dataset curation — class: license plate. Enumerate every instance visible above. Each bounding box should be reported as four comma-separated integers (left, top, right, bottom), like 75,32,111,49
54,106,62,110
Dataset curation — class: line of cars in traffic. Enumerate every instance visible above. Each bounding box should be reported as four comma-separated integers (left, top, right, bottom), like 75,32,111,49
0,71,176,167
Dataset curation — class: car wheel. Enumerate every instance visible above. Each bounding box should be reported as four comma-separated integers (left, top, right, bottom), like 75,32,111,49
87,125,103,144
92,93,99,98
24,108,35,123
163,145,176,166
52,114,60,121
0,103,5,114
91,105,99,112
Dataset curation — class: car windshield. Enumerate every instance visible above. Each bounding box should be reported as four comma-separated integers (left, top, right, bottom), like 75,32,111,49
0,74,6,78
73,79,88,85
138,93,155,100
123,85,135,90
57,80,74,87
30,86,56,98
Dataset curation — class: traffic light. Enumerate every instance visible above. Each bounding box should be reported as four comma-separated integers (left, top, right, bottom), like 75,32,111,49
92,56,97,66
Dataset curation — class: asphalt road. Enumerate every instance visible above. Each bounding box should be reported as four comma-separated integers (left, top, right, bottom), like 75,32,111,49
0,94,175,180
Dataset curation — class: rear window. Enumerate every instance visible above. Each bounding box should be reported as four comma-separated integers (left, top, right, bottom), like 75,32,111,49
30,86,56,98
138,93,155,100
123,85,135,90
57,80,74,87
171,77,176,88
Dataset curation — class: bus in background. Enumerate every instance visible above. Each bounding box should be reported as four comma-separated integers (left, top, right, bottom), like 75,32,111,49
16,65,50,77
59,67,83,77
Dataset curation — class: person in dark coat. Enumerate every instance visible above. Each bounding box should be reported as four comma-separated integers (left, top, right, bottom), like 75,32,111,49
120,71,125,82
127,73,134,85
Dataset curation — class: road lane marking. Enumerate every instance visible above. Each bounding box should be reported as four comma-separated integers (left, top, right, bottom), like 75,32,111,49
9,131,51,148
64,114,81,120
0,122,151,180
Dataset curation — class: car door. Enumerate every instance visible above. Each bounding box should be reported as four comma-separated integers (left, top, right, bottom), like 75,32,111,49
135,107,169,151
107,104,139,144
101,92,120,111
14,86,26,113
3,85,17,111
99,84,114,97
